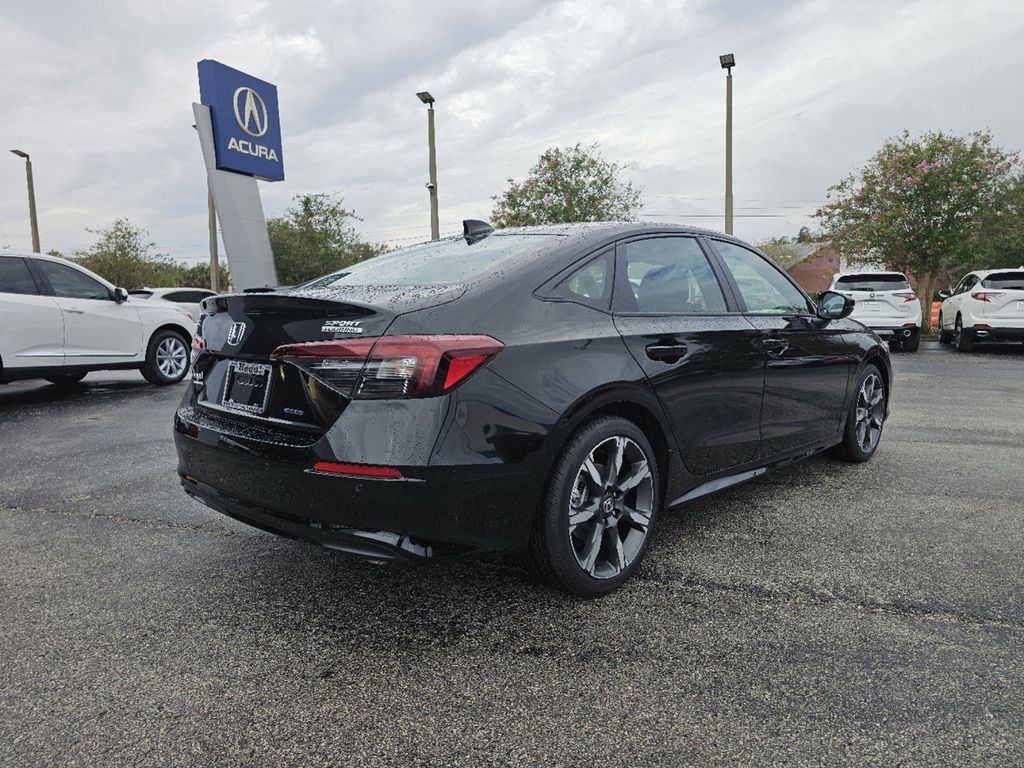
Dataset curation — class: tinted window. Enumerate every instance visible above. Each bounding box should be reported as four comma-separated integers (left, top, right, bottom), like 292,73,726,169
835,274,911,291
715,241,811,314
163,291,191,303
130,290,153,299
955,274,979,295
0,257,39,295
620,237,727,314
318,235,561,287
36,260,110,300
982,272,1024,290
554,250,611,308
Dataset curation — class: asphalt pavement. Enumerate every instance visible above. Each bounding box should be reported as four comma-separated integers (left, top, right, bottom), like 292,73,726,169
2,341,1023,767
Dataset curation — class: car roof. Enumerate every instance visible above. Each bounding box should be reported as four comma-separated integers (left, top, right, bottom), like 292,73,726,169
972,266,1024,278
137,287,215,296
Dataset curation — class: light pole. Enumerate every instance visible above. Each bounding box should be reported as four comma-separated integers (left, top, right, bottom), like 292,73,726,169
10,149,40,252
416,91,440,240
719,53,735,235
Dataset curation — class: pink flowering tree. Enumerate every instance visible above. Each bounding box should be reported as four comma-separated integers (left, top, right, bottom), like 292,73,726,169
815,130,1019,330
491,143,643,228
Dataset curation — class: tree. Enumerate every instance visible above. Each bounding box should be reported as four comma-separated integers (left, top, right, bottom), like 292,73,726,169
757,236,805,269
970,174,1024,271
491,143,643,228
816,130,1020,330
180,261,231,290
267,193,386,285
74,219,182,290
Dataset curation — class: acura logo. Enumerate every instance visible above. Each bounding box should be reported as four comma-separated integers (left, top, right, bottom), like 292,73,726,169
227,321,247,346
233,87,269,138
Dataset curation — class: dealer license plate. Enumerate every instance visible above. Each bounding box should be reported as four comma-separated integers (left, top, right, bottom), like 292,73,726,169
222,361,272,414
861,300,880,312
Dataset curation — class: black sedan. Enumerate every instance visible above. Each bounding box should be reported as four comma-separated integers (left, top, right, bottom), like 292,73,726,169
174,221,891,596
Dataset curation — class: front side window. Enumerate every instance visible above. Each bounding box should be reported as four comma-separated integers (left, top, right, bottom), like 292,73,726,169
36,260,110,300
714,241,812,315
619,237,727,314
0,257,40,295
554,250,612,309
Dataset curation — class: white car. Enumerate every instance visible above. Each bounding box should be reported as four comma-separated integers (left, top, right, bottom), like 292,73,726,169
128,287,217,323
0,250,196,387
827,271,922,351
937,267,1024,351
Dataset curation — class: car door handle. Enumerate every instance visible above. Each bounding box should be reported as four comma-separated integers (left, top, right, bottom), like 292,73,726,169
762,337,789,355
65,307,86,314
645,343,688,363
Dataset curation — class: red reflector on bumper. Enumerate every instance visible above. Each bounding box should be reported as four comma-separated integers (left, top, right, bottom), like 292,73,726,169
312,461,403,479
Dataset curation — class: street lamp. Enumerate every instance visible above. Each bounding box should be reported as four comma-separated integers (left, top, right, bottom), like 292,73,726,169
10,149,41,252
416,91,440,240
719,53,735,235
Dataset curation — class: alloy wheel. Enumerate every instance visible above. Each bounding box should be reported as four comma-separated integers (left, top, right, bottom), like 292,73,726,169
156,336,188,379
567,436,654,579
855,372,885,453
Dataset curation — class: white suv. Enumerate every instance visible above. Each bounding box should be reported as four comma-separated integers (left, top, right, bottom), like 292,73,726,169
938,268,1024,352
0,251,196,387
827,271,922,351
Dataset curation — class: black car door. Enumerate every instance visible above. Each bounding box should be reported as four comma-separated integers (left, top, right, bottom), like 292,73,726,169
709,238,856,457
612,235,764,476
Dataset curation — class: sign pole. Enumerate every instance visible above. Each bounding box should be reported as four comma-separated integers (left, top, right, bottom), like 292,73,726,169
207,182,219,292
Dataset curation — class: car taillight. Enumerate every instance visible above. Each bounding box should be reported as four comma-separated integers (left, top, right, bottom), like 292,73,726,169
270,335,504,398
970,291,1004,303
893,292,918,302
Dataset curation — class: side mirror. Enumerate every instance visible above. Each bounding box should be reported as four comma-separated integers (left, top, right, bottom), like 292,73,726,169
817,290,854,320
937,289,951,300
112,287,128,303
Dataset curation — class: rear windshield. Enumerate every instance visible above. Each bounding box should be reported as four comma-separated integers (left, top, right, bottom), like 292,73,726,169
835,274,910,291
981,272,1024,290
316,235,562,287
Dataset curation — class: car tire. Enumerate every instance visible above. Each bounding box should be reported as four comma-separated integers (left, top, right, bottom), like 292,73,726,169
142,329,191,385
45,372,87,387
831,363,886,463
903,330,920,352
937,313,953,344
528,416,660,597
953,315,975,353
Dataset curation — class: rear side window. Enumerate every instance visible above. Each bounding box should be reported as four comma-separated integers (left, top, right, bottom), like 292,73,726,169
554,250,612,309
35,260,111,300
835,274,911,291
982,272,1024,290
618,237,727,314
0,257,39,295
715,240,812,315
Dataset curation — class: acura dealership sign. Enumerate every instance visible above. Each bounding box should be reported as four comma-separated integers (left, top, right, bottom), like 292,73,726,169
197,59,284,181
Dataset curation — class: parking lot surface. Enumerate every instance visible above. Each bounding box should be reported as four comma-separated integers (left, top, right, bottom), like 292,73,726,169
2,342,1023,767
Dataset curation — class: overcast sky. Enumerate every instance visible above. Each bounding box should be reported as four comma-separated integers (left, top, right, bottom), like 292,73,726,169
2,0,1023,263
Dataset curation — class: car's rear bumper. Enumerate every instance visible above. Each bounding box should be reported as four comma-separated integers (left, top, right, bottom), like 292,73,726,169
972,325,1024,342
862,323,919,338
173,406,542,560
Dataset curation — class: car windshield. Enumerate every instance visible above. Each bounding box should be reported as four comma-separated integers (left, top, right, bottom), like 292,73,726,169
982,271,1024,290
129,291,153,298
313,235,562,287
835,274,910,291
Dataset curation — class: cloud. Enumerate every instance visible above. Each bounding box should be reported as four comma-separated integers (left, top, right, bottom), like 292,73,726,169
1,0,1022,261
